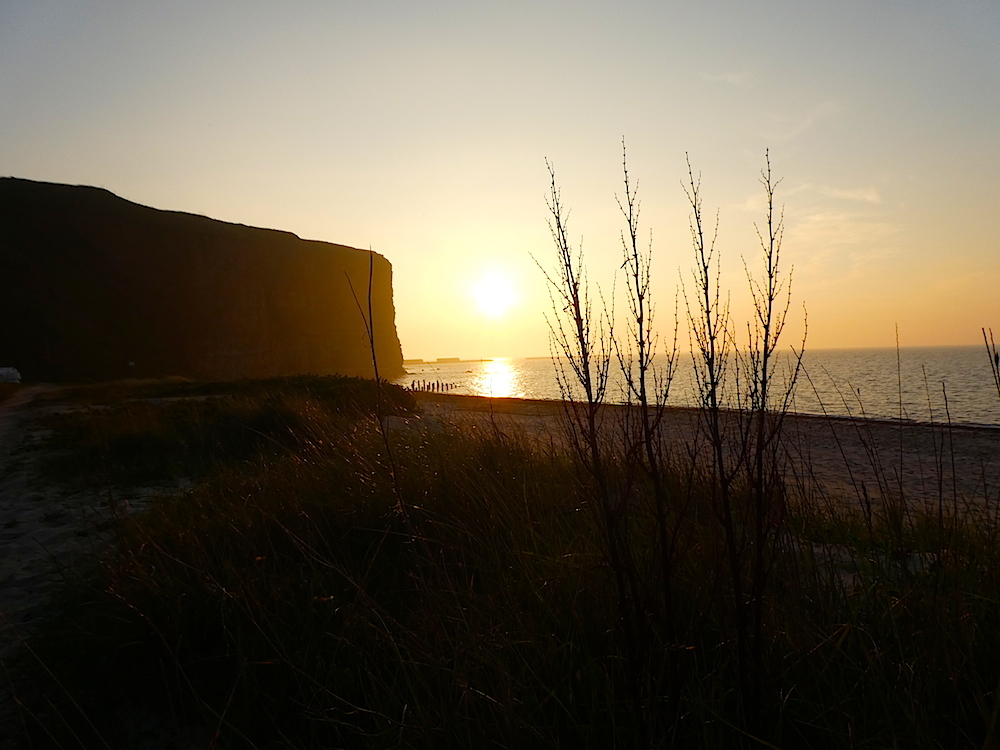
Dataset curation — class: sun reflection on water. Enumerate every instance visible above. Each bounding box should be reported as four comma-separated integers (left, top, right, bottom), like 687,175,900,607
472,358,521,399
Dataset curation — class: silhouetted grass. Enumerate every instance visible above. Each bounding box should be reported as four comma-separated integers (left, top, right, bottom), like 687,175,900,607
36,374,415,487
7,374,1000,749
46,373,414,409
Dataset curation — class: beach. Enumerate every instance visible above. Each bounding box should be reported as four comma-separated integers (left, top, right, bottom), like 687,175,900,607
412,392,1000,513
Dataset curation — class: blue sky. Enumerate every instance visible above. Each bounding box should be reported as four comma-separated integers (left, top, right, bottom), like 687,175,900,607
3,0,997,358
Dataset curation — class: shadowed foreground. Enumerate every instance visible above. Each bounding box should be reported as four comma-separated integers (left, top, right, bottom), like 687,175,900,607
3,381,1000,748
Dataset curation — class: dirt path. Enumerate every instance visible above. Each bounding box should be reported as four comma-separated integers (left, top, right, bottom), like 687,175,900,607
0,385,94,663
0,385,126,745
0,388,206,747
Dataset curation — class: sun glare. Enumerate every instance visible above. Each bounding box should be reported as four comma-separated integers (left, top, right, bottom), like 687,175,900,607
472,272,517,319
473,358,520,398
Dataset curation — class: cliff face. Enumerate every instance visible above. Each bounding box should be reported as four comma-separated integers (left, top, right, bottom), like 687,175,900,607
0,178,404,382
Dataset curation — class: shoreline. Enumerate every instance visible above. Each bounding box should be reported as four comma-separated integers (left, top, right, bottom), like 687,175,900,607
413,391,1000,433
399,345,1000,428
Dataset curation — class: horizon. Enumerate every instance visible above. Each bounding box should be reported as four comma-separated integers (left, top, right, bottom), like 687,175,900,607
404,342,992,363
2,1,996,360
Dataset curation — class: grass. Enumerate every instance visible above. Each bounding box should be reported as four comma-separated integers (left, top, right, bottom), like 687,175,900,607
36,374,415,487
5,375,1000,748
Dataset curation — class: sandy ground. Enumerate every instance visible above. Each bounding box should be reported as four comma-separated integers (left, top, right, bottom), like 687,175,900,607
0,385,96,662
413,392,1000,515
0,387,200,748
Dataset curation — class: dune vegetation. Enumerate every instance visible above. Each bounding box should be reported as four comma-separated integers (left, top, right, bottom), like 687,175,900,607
4,367,999,749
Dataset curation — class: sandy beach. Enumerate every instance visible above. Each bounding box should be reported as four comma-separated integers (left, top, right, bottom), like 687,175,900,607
413,392,1000,514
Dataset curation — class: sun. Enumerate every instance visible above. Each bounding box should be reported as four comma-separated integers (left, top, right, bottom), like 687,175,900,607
472,272,517,319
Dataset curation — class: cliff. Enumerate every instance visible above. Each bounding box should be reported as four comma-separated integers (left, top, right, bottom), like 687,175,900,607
0,177,404,382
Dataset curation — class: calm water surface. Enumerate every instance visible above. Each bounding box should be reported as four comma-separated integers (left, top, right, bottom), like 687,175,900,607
397,346,1000,427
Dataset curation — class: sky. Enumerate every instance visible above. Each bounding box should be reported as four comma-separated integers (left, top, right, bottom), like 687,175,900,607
2,0,997,360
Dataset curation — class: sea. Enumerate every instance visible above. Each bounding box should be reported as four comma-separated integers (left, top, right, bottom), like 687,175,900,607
396,346,1000,428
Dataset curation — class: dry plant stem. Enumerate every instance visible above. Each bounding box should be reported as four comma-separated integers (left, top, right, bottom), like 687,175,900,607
921,365,947,541
743,151,803,727
346,254,427,636
538,161,610,457
614,143,680,644
683,152,803,736
539,160,647,743
346,252,404,515
892,327,907,544
985,327,1000,402
941,383,959,535
613,142,685,741
683,156,752,725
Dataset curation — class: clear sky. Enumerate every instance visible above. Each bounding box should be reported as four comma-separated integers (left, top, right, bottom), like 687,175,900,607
3,0,997,360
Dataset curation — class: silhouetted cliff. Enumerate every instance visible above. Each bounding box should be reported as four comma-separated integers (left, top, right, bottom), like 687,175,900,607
0,178,404,382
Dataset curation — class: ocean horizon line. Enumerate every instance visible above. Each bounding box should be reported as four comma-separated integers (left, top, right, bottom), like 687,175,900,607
405,343,990,364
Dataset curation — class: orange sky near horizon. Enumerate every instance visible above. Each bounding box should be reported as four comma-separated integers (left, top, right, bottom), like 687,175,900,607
1,0,997,361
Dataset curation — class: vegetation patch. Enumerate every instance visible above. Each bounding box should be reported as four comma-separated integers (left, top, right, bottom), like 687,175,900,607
10,381,1000,748
36,375,415,487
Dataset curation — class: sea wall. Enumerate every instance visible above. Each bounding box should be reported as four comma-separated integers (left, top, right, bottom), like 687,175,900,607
0,178,404,382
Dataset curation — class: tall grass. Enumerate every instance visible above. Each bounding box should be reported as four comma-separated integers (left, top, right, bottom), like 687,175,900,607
5,204,1000,746
986,328,1000,403
5,368,1000,747
37,375,413,488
